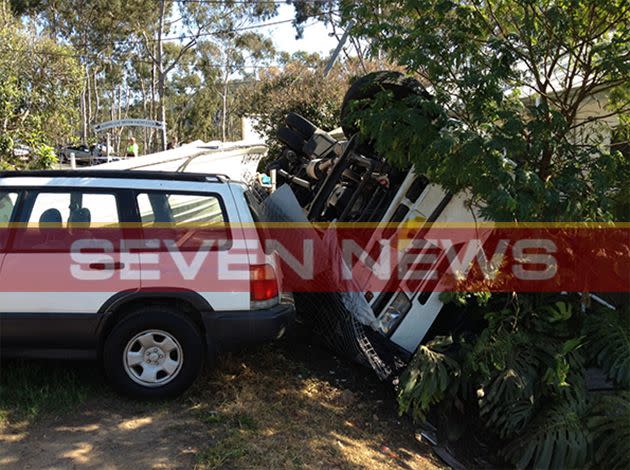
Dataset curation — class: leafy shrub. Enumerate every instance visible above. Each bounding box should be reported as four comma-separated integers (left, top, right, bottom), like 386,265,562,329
397,295,630,468
340,0,628,467
589,391,630,469
239,59,346,169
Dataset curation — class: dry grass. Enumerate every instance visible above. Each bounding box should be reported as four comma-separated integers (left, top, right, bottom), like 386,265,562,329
0,343,443,469
188,345,442,470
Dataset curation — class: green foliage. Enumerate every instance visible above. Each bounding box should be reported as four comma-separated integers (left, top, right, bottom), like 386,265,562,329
343,2,628,466
238,57,348,168
345,0,629,222
588,391,630,469
397,293,629,468
397,336,461,422
584,306,630,388
0,5,82,168
29,144,58,169
503,401,590,470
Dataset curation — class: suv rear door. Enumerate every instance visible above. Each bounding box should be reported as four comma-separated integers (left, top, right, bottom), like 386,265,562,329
133,186,252,311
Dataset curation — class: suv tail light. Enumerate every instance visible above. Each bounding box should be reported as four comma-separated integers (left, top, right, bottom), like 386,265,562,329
250,264,279,308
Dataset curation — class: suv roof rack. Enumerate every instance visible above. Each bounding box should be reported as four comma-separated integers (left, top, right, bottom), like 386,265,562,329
0,170,230,183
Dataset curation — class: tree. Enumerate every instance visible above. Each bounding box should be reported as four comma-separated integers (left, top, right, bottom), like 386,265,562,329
0,3,83,169
11,0,158,145
345,0,629,222
137,0,278,148
290,0,372,72
239,55,349,166
342,1,629,468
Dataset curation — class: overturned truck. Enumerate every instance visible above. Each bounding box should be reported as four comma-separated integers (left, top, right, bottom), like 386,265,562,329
249,72,482,379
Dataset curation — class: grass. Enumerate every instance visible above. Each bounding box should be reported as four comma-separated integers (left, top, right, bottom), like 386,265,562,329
1,344,443,469
0,359,102,424
188,345,441,469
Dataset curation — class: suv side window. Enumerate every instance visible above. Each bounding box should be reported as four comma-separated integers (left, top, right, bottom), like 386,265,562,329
29,192,120,226
136,192,229,250
14,191,121,251
0,192,18,224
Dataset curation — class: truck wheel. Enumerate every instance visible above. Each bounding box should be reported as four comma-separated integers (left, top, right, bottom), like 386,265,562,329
285,112,318,140
103,307,205,399
340,71,431,138
277,126,306,154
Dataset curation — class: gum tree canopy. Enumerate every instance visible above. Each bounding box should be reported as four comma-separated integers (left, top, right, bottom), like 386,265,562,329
0,4,83,169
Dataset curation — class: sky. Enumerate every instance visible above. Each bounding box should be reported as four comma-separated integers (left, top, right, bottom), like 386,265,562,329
260,3,340,57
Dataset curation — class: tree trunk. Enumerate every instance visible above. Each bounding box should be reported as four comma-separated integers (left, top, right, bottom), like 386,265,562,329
157,0,167,151
86,65,92,140
149,55,156,152
141,78,148,152
222,65,229,142
80,85,88,144
93,70,100,129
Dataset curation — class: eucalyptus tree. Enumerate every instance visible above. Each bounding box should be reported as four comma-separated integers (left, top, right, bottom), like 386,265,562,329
0,2,83,168
11,0,158,144
136,0,278,148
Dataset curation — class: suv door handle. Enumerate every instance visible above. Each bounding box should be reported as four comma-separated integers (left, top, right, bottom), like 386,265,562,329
88,262,125,271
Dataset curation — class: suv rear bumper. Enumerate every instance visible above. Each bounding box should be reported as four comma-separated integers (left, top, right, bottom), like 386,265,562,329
203,297,295,351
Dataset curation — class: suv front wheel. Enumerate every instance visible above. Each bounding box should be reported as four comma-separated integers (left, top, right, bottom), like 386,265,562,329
103,307,205,399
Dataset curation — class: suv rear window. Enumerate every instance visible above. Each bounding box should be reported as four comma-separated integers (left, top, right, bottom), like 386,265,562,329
136,192,229,250
137,193,225,225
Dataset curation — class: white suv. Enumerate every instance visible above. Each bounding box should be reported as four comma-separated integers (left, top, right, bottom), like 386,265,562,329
0,170,294,398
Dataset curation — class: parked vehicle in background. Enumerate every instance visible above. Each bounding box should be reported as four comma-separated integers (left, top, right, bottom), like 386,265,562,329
0,170,294,398
58,143,118,165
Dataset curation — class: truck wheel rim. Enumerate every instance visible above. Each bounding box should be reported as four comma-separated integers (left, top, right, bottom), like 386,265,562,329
123,329,184,387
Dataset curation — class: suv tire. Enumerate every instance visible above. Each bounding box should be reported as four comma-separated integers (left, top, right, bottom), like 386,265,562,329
103,307,205,399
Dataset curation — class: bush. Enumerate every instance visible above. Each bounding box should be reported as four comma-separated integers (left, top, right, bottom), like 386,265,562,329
238,59,349,170
341,1,629,466
0,7,82,169
397,296,630,468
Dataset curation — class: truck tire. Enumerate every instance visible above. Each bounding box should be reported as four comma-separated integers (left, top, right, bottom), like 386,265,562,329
340,71,431,137
277,126,306,154
285,112,318,140
103,306,205,399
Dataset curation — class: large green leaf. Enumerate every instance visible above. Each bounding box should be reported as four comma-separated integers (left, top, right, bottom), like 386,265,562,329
589,391,630,470
397,335,461,422
503,401,589,470
476,334,540,438
584,306,630,388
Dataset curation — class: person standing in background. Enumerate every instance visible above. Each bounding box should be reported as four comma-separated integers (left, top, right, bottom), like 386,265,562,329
167,136,178,150
126,137,139,158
